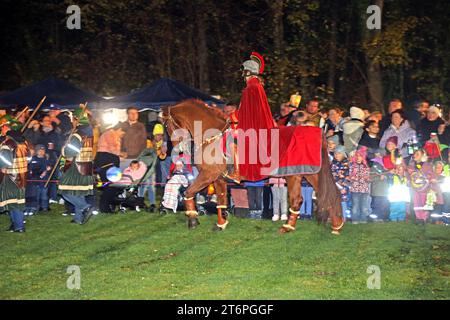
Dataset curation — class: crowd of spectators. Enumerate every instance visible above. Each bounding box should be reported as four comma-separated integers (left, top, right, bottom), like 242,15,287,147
2,97,449,226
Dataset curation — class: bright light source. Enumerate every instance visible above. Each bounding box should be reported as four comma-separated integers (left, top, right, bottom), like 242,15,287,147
388,185,410,202
369,214,378,219
103,111,119,126
440,177,450,193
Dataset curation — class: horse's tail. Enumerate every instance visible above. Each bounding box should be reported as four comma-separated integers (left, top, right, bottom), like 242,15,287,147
316,134,343,224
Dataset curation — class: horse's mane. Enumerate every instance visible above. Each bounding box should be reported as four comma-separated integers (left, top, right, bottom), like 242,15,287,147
174,99,228,121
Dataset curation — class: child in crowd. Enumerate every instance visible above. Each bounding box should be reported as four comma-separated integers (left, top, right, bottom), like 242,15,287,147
388,164,410,221
382,136,400,171
24,145,52,216
269,177,288,221
327,135,339,161
408,149,443,223
245,179,266,219
330,145,351,220
300,177,314,220
349,146,371,223
160,160,190,213
369,149,390,221
432,161,448,218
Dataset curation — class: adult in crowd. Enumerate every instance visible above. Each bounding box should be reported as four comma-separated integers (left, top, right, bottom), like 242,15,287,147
407,99,429,130
276,95,300,127
325,107,345,143
438,107,450,146
366,111,383,123
379,110,416,157
118,107,147,169
137,123,168,212
0,121,29,232
94,126,126,213
58,106,96,225
358,120,380,150
24,115,59,151
147,111,173,189
49,107,73,147
418,105,445,145
94,126,126,181
379,99,403,136
223,104,237,117
48,108,73,203
343,106,365,154
304,99,322,127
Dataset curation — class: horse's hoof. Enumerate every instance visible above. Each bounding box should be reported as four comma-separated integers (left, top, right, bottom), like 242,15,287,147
212,224,223,231
188,218,200,230
331,230,340,235
279,226,294,234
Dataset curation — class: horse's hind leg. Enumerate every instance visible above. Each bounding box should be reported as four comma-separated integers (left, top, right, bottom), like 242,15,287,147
212,178,229,231
280,175,303,233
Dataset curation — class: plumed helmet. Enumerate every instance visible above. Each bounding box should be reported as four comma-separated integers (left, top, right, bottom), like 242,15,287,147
242,51,265,75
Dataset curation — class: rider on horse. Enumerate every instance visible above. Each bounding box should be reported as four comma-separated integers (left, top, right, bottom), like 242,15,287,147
226,52,275,183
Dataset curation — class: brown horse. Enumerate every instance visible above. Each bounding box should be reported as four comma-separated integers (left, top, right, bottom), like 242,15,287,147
161,99,344,235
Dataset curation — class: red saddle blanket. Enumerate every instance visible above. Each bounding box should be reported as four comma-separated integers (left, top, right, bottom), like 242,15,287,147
269,126,322,177
229,125,322,181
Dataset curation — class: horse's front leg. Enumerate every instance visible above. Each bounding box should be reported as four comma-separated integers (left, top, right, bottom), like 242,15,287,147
212,178,229,231
280,175,303,233
184,170,221,230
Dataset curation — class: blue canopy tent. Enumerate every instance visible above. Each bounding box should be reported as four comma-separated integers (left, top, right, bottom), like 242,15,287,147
100,77,225,110
0,77,105,110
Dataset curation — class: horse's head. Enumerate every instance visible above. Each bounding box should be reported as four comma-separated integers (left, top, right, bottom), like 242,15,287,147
160,105,191,153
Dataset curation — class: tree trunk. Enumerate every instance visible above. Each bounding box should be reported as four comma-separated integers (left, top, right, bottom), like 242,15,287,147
327,2,338,95
195,3,210,92
364,0,384,111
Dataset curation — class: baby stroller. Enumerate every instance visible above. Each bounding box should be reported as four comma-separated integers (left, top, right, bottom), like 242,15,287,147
99,150,157,214
113,184,146,213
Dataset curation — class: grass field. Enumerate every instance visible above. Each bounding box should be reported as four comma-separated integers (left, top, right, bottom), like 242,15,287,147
0,206,449,300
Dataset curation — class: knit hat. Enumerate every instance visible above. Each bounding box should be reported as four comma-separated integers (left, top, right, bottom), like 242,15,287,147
350,107,365,120
386,136,398,146
355,146,368,159
327,135,339,145
153,123,164,136
334,145,347,158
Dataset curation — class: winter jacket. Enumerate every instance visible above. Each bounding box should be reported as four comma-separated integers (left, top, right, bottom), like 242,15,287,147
418,117,445,145
343,119,364,154
119,121,147,159
349,162,370,193
379,121,416,157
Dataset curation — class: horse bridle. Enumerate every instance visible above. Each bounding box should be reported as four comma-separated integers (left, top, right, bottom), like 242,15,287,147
162,106,231,151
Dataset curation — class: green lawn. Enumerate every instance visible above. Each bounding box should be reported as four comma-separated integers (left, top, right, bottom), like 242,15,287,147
0,207,449,299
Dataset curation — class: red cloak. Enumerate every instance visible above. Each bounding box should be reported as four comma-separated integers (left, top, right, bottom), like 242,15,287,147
237,77,275,181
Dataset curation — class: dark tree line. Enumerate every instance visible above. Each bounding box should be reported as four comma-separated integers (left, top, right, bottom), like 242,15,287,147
0,0,449,112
